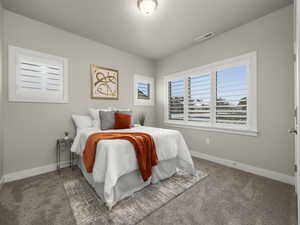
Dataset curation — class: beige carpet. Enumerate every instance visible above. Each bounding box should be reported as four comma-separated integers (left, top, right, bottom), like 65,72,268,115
0,158,296,225
64,170,207,225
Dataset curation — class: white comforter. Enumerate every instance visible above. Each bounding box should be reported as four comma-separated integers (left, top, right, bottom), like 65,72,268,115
71,126,195,205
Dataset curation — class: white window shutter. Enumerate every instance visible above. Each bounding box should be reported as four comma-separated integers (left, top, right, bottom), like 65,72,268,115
164,52,257,135
216,65,248,126
168,79,184,120
188,74,211,123
9,46,68,103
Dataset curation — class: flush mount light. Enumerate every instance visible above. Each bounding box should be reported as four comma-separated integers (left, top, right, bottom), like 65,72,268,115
137,0,158,15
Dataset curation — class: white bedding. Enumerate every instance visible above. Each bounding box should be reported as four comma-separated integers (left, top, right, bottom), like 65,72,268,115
71,126,195,207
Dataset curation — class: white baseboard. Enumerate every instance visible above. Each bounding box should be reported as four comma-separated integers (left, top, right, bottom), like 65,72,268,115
4,161,70,183
191,150,295,185
2,152,294,185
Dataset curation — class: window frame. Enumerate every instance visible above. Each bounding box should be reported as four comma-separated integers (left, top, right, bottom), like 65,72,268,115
164,52,257,136
8,45,69,103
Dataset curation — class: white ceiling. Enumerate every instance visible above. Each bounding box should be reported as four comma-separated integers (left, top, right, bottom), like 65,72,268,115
3,0,292,60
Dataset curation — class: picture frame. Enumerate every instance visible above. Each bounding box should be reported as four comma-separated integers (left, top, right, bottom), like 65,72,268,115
90,64,119,99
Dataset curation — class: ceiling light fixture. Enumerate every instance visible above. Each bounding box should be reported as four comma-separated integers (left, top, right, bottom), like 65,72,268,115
137,0,158,15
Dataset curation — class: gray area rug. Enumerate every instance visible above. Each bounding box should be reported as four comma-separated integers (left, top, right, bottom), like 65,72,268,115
64,170,207,225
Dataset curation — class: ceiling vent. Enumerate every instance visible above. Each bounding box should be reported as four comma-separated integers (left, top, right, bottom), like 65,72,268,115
194,32,215,42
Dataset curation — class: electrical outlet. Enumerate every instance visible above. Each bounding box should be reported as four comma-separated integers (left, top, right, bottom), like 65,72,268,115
205,137,210,145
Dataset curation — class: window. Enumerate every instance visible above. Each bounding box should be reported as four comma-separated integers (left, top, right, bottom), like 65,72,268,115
9,46,68,103
168,79,184,120
137,82,150,99
133,74,154,106
216,66,248,126
164,52,257,136
188,73,211,122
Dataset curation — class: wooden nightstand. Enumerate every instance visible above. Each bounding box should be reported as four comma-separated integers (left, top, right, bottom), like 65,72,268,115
56,138,74,171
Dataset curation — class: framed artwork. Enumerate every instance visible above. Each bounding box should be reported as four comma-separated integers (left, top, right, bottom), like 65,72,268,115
134,74,154,106
91,64,119,99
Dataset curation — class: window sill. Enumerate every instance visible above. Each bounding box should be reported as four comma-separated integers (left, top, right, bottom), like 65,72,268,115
164,120,258,137
9,97,69,104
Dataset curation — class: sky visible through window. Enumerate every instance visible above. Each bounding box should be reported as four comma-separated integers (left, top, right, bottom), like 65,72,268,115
170,80,184,97
170,65,247,104
217,65,247,106
137,82,150,99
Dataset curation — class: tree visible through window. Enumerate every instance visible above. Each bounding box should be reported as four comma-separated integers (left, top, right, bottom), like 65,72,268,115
168,79,184,120
216,66,248,125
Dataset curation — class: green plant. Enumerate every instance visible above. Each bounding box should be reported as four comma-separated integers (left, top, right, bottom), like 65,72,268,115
139,114,145,126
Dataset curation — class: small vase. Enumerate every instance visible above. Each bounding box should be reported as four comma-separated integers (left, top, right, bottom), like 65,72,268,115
64,132,69,140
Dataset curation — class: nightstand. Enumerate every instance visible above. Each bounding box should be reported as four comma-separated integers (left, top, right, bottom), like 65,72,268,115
56,138,74,171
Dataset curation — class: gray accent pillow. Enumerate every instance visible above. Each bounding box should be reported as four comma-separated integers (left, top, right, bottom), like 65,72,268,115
99,110,115,130
99,110,133,130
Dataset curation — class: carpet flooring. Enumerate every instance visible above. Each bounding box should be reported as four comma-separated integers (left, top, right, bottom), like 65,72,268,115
0,157,297,225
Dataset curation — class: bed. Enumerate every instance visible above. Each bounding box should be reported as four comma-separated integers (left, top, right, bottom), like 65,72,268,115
71,125,195,209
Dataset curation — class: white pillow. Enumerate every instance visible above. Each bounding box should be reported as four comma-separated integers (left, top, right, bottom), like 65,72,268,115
72,115,92,131
88,108,100,121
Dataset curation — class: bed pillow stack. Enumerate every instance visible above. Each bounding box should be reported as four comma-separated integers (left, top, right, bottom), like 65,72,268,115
72,108,133,133
99,109,133,130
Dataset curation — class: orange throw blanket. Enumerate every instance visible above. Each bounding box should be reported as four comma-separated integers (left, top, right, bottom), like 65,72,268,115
83,132,159,181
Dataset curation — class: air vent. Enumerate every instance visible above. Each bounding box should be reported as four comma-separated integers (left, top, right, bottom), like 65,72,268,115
194,32,215,42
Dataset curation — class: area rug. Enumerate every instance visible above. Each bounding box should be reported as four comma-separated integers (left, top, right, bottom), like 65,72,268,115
64,170,207,225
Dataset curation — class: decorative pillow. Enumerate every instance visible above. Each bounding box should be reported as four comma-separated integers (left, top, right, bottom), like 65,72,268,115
99,110,115,130
114,112,132,129
117,110,134,127
72,115,92,132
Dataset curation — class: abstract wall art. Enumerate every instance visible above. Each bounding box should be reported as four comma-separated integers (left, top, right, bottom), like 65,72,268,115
91,64,119,99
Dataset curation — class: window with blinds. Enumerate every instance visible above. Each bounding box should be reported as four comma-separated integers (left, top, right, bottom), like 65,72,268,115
164,52,257,134
9,46,68,103
188,74,211,122
216,66,248,125
168,79,184,120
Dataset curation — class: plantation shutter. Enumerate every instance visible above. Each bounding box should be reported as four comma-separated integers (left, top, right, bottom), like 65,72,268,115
216,65,248,125
188,74,211,122
168,79,184,120
16,55,64,98
9,46,68,103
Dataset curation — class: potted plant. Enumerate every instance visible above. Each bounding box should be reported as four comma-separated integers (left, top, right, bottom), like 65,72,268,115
139,114,145,126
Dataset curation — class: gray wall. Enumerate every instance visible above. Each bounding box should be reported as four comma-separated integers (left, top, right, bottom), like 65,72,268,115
0,0,3,179
156,6,294,175
3,10,155,174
